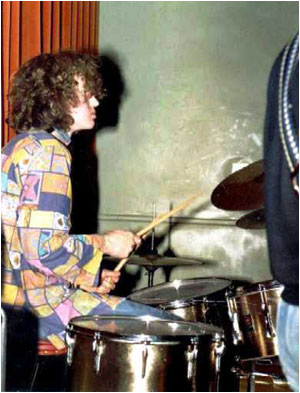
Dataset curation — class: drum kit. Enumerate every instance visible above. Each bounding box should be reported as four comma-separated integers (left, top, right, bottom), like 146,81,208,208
104,254,206,287
66,161,291,392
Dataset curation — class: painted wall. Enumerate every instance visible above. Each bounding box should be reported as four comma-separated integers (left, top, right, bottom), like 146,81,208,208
96,2,298,291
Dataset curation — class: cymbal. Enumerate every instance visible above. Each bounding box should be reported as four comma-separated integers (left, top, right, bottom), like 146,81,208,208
211,160,264,210
236,208,265,229
104,254,205,268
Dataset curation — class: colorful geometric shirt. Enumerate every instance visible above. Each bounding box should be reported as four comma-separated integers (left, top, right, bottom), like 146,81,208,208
1,129,119,348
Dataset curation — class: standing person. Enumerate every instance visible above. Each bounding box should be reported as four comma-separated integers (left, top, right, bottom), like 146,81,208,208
264,33,299,391
1,52,176,354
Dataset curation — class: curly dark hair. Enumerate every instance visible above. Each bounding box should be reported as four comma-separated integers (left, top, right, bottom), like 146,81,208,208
7,51,105,132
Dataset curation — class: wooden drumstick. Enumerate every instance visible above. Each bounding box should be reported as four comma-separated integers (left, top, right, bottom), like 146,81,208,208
78,192,202,295
114,191,202,272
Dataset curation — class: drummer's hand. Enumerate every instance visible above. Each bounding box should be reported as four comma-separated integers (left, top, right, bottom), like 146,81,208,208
102,230,141,259
97,269,121,295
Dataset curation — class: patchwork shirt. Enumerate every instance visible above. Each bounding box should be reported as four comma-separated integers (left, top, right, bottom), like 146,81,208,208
1,129,111,348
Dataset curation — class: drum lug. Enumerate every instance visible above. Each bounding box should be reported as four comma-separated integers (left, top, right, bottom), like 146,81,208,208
226,294,243,345
66,328,76,366
141,342,149,379
259,286,276,338
93,333,105,374
213,335,225,373
201,297,209,322
186,343,198,380
264,312,276,338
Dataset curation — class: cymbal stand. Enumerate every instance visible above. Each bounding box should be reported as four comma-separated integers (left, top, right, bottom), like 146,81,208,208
145,265,157,287
145,203,158,287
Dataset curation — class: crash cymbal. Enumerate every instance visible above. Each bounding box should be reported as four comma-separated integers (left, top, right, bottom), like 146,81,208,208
104,254,205,268
236,208,265,229
211,160,264,210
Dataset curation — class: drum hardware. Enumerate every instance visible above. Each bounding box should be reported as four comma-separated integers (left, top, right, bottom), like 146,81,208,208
144,203,159,288
144,264,157,288
113,192,203,273
186,342,199,380
208,334,226,392
232,356,292,392
226,294,244,345
66,328,76,366
200,296,209,316
150,202,156,253
211,160,264,211
141,341,149,378
213,335,225,374
248,361,256,392
93,333,105,374
259,284,276,338
249,371,288,381
231,366,258,392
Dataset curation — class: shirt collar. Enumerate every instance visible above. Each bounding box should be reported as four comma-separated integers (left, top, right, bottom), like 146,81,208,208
52,128,72,146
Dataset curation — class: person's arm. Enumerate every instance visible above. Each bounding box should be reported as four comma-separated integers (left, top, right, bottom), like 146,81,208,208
15,139,139,289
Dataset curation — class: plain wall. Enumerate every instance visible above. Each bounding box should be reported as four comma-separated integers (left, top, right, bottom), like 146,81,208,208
96,1,298,291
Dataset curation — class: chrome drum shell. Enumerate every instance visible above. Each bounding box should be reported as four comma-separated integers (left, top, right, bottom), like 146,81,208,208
226,280,283,360
66,315,224,392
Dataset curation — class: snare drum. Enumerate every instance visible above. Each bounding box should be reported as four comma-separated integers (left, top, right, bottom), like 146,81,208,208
226,280,283,360
128,278,232,337
66,316,224,392
128,278,239,391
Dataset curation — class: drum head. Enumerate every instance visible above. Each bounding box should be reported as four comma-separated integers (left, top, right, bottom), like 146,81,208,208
69,315,223,341
128,277,231,305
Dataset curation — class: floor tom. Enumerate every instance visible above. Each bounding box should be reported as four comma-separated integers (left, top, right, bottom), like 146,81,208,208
66,315,224,392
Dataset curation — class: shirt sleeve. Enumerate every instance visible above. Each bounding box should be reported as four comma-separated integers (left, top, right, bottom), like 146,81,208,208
15,138,103,288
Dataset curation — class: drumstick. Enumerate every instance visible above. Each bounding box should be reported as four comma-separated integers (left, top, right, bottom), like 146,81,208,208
77,192,202,295
114,191,202,272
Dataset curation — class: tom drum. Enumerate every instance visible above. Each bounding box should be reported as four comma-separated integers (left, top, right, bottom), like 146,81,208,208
66,315,224,392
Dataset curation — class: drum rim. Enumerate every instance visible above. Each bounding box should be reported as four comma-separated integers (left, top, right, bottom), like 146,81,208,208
234,280,283,297
128,276,232,305
67,315,224,342
159,297,227,310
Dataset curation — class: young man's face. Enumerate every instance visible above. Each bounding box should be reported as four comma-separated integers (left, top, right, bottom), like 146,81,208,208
68,76,99,134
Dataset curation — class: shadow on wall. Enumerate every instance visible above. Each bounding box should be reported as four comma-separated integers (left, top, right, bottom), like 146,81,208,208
70,53,126,235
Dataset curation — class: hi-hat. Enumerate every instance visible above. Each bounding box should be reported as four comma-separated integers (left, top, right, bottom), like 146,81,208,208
236,208,265,229
104,254,205,268
211,160,264,211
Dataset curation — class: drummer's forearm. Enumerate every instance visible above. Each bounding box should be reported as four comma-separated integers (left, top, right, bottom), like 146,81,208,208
83,234,106,251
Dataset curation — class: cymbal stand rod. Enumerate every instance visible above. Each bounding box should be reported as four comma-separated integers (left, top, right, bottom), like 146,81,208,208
151,203,156,252
148,203,156,287
114,191,202,272
147,269,155,287
168,202,173,250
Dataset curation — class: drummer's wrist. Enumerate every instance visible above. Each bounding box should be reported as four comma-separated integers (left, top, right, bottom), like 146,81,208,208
101,234,110,254
91,235,106,253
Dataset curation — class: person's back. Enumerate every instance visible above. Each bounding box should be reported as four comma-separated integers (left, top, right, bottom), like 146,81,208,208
264,32,299,391
2,129,72,312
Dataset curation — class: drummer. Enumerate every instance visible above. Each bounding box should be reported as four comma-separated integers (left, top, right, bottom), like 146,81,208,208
1,52,179,353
